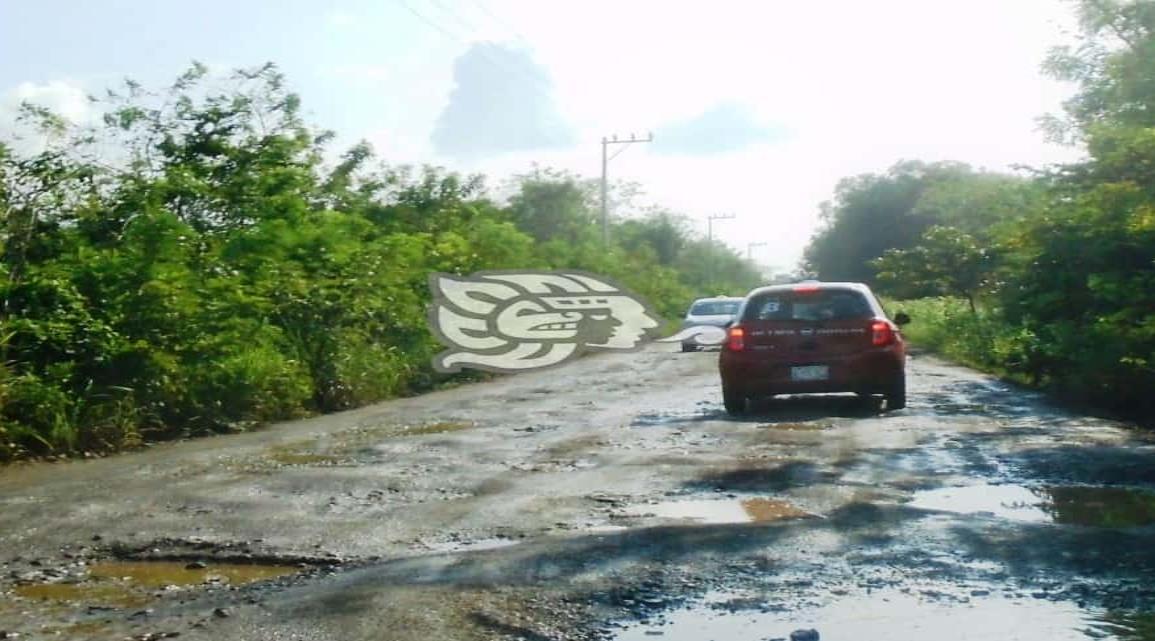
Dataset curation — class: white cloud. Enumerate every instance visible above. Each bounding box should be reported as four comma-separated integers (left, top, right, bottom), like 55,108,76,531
0,80,98,155
5,80,94,125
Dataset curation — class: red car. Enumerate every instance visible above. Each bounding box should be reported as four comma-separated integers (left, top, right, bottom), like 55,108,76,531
718,281,910,416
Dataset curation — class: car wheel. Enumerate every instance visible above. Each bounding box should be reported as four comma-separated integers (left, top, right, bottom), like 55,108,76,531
886,375,906,411
722,383,747,416
681,342,698,352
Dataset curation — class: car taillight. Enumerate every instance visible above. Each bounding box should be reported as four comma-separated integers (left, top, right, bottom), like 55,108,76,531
871,320,895,346
727,326,745,351
793,284,820,294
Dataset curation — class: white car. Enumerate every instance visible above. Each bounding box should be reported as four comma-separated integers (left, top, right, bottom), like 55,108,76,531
680,296,743,351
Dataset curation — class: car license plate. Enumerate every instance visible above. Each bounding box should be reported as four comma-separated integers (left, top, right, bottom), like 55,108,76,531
791,365,829,381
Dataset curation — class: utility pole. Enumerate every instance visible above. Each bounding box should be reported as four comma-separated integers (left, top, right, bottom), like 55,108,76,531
706,213,736,288
747,242,767,260
600,132,653,246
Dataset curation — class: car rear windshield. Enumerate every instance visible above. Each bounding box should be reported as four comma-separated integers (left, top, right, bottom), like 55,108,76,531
744,290,873,322
690,301,740,315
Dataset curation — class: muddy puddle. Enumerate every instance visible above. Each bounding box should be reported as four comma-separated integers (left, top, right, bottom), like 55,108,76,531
13,582,154,609
13,560,300,608
907,484,1155,527
625,498,815,525
612,587,1153,641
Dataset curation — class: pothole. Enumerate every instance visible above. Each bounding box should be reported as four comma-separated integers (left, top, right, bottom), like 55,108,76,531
87,560,299,587
624,498,816,525
12,560,301,609
907,484,1155,527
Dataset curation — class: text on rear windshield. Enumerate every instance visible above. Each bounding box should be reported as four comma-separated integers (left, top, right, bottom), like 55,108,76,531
747,291,872,321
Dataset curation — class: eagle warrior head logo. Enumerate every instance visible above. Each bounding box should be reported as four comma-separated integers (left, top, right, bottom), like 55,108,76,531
428,271,663,373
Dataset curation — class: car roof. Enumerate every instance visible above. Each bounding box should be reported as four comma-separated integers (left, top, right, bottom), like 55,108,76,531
691,296,744,303
743,281,873,298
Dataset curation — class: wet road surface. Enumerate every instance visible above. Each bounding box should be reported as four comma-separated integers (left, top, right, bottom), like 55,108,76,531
2,345,1155,640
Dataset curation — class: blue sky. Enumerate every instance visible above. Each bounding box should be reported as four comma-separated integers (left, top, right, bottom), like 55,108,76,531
0,0,1084,271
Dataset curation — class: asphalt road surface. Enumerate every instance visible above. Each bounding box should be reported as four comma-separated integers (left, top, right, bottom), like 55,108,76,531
3,345,1155,641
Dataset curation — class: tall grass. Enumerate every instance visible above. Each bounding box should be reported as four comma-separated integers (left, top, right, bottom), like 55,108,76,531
887,297,1040,385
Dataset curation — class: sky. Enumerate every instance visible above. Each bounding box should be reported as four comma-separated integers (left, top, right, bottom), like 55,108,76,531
0,0,1086,272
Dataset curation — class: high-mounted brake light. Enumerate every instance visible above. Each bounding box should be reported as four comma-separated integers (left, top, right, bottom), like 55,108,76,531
793,284,821,293
871,320,895,346
727,326,746,351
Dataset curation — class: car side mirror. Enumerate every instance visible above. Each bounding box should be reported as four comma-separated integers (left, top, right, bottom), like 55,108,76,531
893,312,911,326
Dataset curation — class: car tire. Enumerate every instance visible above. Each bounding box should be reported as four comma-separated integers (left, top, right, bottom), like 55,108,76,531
681,342,698,353
886,375,906,411
722,383,747,416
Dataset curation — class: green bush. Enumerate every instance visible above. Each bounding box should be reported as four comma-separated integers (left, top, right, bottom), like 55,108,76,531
888,298,1038,382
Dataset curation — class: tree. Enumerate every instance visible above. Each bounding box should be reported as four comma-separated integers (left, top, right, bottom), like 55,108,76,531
803,161,977,283
1041,0,1155,142
872,226,991,312
505,168,597,245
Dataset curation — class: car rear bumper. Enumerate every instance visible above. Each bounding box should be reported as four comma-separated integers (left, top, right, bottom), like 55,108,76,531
719,347,904,397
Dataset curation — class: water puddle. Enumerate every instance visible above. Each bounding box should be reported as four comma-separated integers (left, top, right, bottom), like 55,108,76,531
13,561,300,608
758,422,832,431
613,588,1149,641
907,484,1155,527
908,484,1050,522
625,498,814,525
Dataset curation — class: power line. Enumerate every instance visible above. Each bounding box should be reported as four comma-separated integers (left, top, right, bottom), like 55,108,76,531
747,241,767,260
469,0,534,47
428,0,487,41
397,0,464,44
399,0,555,99
601,133,653,246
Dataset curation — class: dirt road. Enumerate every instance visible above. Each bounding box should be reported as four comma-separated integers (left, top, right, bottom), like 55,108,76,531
3,345,1155,640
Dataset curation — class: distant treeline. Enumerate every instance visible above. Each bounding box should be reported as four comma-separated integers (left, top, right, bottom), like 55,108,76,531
803,0,1155,422
0,63,762,461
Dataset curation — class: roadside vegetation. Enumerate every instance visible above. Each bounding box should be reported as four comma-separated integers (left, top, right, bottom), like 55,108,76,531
805,0,1155,423
0,65,761,462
